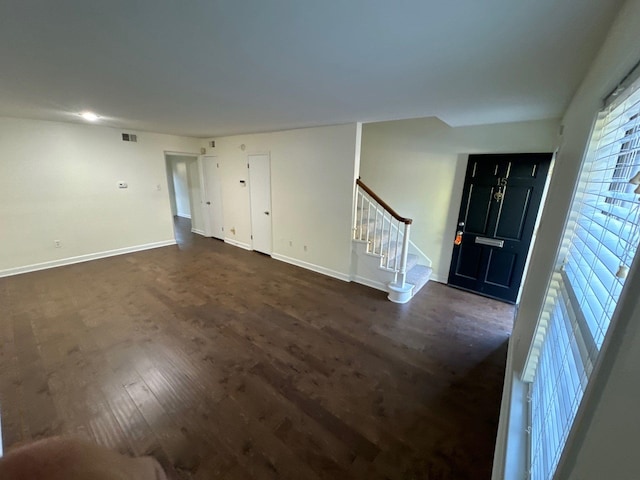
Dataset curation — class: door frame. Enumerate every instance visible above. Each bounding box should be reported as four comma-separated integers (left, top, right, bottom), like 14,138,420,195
447,153,554,303
247,151,273,254
163,151,202,239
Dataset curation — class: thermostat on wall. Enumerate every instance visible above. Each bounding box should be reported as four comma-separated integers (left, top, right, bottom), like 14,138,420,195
118,181,128,189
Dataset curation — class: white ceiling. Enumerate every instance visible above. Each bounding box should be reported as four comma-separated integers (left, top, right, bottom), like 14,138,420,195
0,0,623,137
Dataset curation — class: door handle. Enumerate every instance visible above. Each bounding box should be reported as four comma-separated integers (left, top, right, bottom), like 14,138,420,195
264,211,270,215
206,201,211,205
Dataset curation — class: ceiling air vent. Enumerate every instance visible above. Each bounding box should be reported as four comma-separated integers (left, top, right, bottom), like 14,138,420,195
122,133,138,142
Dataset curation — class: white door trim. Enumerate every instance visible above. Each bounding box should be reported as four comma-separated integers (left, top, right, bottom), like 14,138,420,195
164,150,201,157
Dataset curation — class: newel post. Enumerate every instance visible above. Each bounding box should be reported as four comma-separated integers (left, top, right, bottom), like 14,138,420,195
399,222,411,287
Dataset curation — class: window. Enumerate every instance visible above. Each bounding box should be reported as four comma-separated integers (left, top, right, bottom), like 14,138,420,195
605,113,639,210
524,68,640,480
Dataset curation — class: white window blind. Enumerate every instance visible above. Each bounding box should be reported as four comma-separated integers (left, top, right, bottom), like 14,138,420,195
524,67,640,480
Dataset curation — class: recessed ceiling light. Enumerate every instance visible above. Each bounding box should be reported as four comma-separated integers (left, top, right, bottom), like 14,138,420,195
79,111,100,122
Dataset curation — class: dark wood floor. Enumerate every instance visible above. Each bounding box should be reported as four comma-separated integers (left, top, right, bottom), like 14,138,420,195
0,217,514,479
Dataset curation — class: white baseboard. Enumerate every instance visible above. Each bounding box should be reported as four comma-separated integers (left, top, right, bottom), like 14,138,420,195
191,228,205,236
177,213,191,219
429,273,446,284
271,253,350,282
0,240,177,278
352,275,388,292
224,238,252,251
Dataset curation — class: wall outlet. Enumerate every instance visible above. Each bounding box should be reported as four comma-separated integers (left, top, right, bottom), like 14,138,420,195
54,240,62,248
117,181,128,189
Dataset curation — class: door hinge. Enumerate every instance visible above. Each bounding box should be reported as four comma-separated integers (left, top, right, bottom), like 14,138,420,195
217,163,219,168
247,163,250,169
251,235,253,239
222,227,224,231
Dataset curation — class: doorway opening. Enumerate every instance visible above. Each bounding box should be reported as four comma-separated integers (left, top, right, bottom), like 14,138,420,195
447,153,553,303
164,153,202,246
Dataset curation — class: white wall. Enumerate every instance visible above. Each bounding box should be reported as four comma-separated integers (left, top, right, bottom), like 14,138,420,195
172,160,191,218
202,123,361,279
360,117,559,282
0,117,200,275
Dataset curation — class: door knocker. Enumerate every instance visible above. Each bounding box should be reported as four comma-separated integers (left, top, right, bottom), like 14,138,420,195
494,177,508,202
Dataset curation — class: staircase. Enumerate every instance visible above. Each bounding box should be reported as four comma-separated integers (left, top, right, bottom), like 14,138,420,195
352,179,433,303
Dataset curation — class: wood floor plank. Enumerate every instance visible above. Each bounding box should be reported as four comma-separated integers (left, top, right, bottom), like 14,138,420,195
0,217,514,479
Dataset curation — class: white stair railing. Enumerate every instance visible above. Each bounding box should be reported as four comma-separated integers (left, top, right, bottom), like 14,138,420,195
354,179,412,287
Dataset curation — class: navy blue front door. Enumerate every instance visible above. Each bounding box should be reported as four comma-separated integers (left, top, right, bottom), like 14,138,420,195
448,153,552,303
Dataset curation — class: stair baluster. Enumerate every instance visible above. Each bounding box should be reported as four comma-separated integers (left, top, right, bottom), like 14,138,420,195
353,179,429,303
399,222,410,287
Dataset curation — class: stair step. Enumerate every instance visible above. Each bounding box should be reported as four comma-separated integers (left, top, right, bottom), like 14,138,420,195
406,253,418,271
406,265,433,296
352,231,433,303
355,228,393,246
382,251,417,271
356,224,398,240
384,252,418,271
368,240,401,259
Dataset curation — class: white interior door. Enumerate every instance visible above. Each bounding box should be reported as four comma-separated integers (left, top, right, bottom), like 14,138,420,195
202,155,224,240
249,154,272,254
